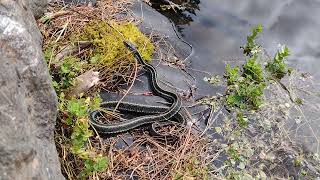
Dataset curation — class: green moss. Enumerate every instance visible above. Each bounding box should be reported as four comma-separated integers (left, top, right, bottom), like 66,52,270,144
79,21,154,64
117,23,154,61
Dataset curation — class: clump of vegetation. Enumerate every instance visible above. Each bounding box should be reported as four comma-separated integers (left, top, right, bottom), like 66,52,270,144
67,98,109,177
225,25,291,110
56,89,108,178
66,97,108,178
225,65,266,109
224,25,266,109
79,20,154,64
48,52,108,178
265,45,290,79
51,56,88,94
225,57,266,109
242,24,263,56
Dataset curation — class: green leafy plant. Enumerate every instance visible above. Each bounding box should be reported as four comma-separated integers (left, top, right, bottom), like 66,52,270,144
80,156,109,177
67,96,101,156
224,25,266,109
266,45,290,79
225,64,240,85
51,56,87,94
67,96,108,177
236,112,248,128
224,25,290,110
71,118,93,158
48,56,107,177
225,64,266,110
221,25,293,177
242,24,263,56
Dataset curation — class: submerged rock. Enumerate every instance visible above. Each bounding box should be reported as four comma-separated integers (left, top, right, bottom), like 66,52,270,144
0,0,63,179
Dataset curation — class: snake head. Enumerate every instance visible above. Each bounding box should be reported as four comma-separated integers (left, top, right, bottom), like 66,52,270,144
123,41,137,52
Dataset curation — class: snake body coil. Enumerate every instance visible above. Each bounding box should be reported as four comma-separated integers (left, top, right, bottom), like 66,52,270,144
89,41,182,134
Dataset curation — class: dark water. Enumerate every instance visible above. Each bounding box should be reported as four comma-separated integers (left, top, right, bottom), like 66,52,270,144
146,0,320,153
151,0,320,95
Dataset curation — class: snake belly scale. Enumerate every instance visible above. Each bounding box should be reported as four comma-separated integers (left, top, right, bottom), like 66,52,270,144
89,41,183,134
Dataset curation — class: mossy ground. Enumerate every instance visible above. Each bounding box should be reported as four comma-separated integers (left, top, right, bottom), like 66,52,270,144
78,20,154,64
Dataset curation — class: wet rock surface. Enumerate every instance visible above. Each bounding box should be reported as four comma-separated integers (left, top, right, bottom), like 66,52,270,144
0,0,63,179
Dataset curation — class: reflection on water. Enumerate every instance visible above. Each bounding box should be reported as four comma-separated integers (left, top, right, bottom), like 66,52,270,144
149,0,320,153
151,0,320,79
149,0,200,27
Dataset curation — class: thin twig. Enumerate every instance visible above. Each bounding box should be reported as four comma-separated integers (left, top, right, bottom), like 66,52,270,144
113,54,138,112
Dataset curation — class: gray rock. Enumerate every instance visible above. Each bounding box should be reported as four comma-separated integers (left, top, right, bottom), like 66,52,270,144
0,0,64,179
28,0,49,19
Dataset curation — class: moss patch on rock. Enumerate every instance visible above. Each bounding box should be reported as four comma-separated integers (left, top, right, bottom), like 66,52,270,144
78,20,154,64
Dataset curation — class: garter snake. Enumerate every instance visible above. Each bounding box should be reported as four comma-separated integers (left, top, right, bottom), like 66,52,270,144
89,41,183,134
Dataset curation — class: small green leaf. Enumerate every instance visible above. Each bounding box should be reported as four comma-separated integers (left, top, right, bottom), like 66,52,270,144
60,63,70,74
225,64,240,85
90,54,102,64
94,156,109,171
215,127,222,134
67,99,88,118
294,98,303,105
65,117,73,125
91,96,102,110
